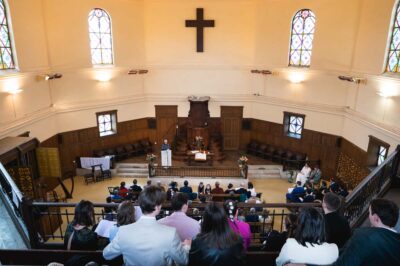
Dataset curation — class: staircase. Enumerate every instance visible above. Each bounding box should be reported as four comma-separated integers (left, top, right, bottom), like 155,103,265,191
247,165,284,179
114,163,149,177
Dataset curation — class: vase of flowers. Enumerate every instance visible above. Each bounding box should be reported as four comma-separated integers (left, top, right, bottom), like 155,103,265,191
238,155,248,178
146,154,157,165
146,154,157,176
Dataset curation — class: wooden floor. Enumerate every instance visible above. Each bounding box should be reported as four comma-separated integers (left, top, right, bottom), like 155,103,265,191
56,175,290,204
54,150,290,203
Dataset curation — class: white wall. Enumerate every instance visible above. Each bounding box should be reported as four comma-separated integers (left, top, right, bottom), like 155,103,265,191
0,0,399,154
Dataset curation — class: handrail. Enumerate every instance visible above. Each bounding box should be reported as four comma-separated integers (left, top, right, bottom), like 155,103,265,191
0,163,30,248
344,145,400,228
29,201,321,209
345,146,399,203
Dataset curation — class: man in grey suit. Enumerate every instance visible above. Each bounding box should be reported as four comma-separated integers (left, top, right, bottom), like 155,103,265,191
103,186,190,266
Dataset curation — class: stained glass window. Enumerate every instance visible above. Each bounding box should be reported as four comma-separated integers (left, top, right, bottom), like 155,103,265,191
88,8,113,65
377,146,387,166
387,2,400,72
97,110,117,137
0,0,15,69
289,9,316,67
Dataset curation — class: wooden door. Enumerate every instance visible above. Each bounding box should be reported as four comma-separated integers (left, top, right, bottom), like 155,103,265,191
155,106,178,147
221,106,243,150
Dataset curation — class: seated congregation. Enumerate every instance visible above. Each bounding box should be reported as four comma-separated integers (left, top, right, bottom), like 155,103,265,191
107,179,261,204
62,185,400,266
286,162,348,204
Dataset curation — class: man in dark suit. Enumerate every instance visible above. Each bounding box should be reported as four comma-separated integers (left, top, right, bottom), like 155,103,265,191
322,192,351,248
179,180,193,194
130,179,142,192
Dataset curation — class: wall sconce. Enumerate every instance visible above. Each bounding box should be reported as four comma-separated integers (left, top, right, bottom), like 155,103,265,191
138,70,149,74
260,70,272,75
37,73,62,81
251,70,272,75
338,75,365,84
46,73,62,80
128,70,138,75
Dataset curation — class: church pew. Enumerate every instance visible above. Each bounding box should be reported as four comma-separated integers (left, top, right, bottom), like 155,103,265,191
0,249,280,266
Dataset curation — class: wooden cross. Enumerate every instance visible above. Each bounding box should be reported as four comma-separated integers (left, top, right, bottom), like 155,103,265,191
185,8,215,52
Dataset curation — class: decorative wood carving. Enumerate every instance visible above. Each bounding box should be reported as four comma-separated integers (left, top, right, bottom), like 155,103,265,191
187,96,211,148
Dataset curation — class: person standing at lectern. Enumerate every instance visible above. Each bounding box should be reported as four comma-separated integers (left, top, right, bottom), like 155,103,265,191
161,139,170,150
161,139,172,168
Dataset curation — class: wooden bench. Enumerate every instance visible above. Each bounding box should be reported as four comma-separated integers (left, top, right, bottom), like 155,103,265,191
0,249,279,266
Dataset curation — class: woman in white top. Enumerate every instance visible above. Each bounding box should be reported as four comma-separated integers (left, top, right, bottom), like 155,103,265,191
276,207,338,266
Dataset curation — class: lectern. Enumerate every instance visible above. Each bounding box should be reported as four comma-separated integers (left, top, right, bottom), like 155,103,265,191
161,149,172,167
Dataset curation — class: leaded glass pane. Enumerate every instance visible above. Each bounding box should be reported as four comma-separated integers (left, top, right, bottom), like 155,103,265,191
99,124,105,133
288,115,304,138
88,8,114,65
0,0,14,69
289,9,316,67
387,3,400,72
98,115,104,123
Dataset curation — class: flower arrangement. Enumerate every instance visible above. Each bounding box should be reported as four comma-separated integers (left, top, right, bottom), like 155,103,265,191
238,155,248,168
146,154,157,164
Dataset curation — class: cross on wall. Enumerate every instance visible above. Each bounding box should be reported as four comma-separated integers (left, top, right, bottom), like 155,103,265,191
185,8,215,53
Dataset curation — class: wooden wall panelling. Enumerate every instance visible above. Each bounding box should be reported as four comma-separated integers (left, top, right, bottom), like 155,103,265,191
155,106,178,149
221,106,243,150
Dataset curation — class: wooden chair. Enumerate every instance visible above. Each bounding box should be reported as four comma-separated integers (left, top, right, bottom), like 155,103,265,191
84,167,96,185
99,165,112,181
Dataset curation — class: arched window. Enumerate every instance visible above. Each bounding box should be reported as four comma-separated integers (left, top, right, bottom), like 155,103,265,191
387,2,400,72
0,0,15,69
289,9,316,67
88,8,113,65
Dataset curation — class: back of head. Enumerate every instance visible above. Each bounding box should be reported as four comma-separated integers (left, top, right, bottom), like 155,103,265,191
215,181,220,188
138,186,166,214
120,181,126,188
133,179,137,185
323,192,341,212
73,200,94,227
248,182,253,189
228,183,233,189
296,181,302,187
201,202,238,248
184,180,189,186
147,180,152,185
295,207,326,247
224,200,238,221
370,198,399,227
117,201,135,226
171,193,189,211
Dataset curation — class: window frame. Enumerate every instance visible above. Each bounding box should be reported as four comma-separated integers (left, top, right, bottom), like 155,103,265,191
283,112,306,139
96,110,118,137
0,0,16,70
367,135,390,167
386,1,400,73
288,9,316,67
88,8,114,66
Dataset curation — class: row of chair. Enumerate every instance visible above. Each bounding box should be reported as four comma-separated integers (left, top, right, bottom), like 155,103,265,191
84,164,112,185
247,140,307,169
93,139,153,161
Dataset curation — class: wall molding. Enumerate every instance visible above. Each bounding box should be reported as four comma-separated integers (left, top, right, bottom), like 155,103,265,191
2,93,399,145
